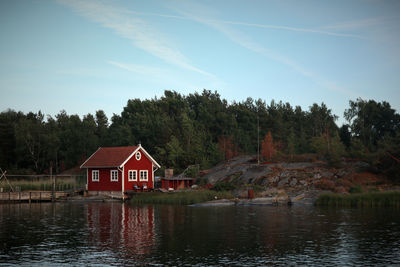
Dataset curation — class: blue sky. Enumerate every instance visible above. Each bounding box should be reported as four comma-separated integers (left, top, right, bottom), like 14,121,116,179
1,0,399,125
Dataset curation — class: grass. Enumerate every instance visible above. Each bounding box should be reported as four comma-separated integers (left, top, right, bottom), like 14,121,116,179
0,176,86,192
315,191,400,207
130,190,233,205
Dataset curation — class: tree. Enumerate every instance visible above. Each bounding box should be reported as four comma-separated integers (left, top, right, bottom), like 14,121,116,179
344,98,400,151
15,111,47,173
311,131,345,166
339,124,351,148
95,110,108,145
218,135,238,160
165,136,184,169
286,129,295,160
261,131,275,160
376,131,400,183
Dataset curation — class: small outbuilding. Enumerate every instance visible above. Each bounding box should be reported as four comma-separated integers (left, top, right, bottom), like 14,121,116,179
80,144,160,196
161,177,194,190
161,169,194,190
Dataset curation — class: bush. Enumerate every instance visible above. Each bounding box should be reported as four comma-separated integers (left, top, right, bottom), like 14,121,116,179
196,177,209,186
212,181,236,191
349,184,363,194
314,178,336,191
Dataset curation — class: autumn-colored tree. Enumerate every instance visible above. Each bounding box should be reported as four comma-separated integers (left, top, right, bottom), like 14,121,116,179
261,131,275,160
218,135,238,160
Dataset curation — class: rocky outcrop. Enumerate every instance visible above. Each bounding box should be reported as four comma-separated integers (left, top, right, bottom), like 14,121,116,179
202,155,385,201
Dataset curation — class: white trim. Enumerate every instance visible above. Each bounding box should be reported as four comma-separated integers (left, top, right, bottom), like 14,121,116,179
135,151,141,160
80,147,101,168
128,170,137,181
120,167,124,193
139,170,148,181
153,164,159,189
110,170,118,182
92,170,99,182
120,144,161,169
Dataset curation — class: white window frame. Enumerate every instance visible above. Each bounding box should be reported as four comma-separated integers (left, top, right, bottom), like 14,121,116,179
92,170,99,182
136,151,141,160
128,170,137,181
139,170,148,181
110,170,118,182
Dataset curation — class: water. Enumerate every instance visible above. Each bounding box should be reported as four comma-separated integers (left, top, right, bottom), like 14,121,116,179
0,202,399,266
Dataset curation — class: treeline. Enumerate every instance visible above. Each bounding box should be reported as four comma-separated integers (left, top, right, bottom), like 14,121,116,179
0,90,399,181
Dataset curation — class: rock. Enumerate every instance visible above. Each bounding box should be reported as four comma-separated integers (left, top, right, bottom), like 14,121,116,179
269,176,279,183
354,161,370,172
278,177,290,187
289,178,298,186
321,172,334,178
337,169,348,177
314,173,321,179
299,180,308,186
280,170,291,178
191,185,199,189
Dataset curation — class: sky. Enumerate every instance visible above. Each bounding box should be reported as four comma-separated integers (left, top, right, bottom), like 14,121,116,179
1,0,400,125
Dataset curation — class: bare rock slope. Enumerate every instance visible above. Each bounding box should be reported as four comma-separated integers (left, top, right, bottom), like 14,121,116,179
202,155,382,204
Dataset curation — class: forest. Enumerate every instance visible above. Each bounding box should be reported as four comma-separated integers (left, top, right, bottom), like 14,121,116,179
0,90,399,182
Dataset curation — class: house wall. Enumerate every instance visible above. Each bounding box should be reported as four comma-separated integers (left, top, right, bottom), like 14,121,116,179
88,167,122,191
123,148,154,191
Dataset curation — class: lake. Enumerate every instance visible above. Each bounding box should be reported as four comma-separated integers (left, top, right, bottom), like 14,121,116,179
0,202,399,266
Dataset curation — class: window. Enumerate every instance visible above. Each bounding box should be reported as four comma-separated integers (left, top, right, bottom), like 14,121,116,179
139,170,148,181
135,151,141,160
92,170,99,182
110,170,118,181
128,170,137,181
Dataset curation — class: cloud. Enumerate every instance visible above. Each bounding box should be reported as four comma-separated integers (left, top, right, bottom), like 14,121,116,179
320,17,386,31
174,6,358,98
58,0,214,78
127,10,363,39
108,61,167,77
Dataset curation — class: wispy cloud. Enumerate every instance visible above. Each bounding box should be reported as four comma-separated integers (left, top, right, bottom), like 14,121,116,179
127,10,363,39
57,0,214,78
108,61,169,78
319,16,400,46
320,17,386,31
174,5,358,98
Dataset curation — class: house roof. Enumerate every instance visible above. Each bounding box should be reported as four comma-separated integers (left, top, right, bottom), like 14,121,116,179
80,146,138,168
81,145,161,169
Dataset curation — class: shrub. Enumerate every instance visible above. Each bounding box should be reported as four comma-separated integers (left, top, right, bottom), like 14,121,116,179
349,184,363,194
212,181,236,191
314,178,336,191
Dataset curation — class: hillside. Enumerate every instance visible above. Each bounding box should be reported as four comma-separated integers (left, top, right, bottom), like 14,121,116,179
201,155,395,203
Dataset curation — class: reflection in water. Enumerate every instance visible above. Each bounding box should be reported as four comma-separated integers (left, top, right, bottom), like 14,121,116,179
0,203,399,266
86,202,155,257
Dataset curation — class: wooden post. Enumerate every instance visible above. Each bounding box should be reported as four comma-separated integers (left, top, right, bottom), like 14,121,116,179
29,192,31,203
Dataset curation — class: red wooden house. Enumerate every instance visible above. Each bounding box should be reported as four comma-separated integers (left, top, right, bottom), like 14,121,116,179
80,145,160,195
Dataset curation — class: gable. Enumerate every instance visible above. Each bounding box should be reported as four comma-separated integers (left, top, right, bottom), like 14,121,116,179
120,146,161,169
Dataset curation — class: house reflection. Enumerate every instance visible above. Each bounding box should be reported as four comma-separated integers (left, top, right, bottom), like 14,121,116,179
86,203,155,256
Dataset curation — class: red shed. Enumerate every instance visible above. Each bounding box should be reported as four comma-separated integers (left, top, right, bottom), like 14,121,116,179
80,145,160,196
